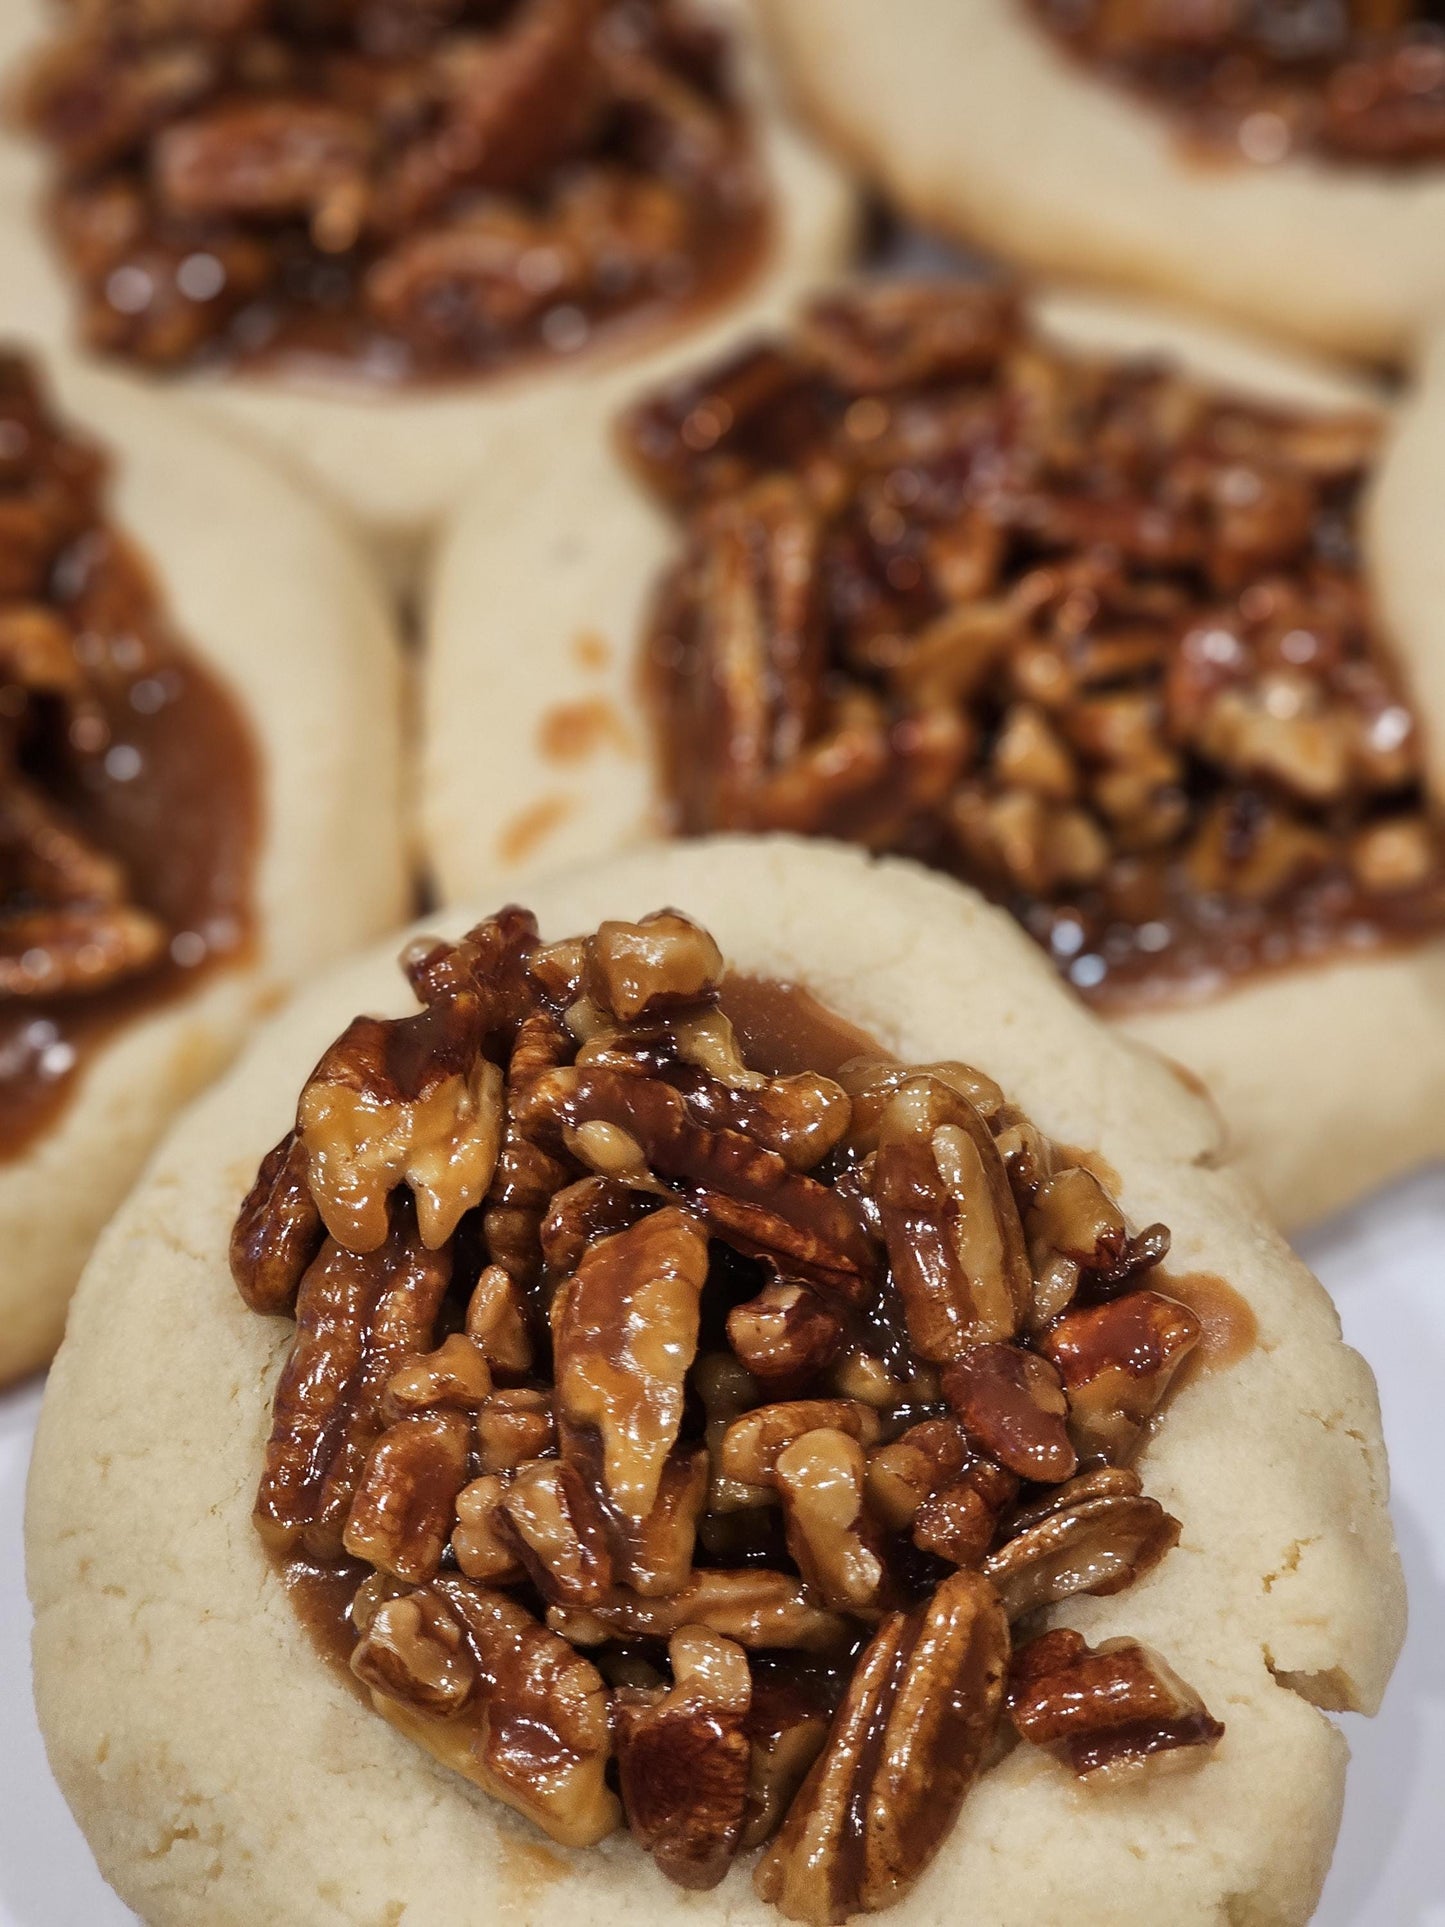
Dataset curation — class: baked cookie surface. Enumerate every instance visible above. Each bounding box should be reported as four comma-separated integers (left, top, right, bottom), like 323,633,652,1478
0,0,855,570
0,348,408,1383
28,838,1403,1925
755,0,1445,364
423,284,1445,1229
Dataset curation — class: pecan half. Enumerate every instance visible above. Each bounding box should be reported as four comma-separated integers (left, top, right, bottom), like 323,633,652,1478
985,1491,1181,1620
254,1206,450,1557
755,1571,1009,1924
873,1089,1032,1356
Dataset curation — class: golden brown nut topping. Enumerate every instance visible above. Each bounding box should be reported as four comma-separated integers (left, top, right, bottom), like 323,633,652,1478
237,906,1225,1911
1028,0,1445,169
625,283,1445,1011
1008,1625,1225,1780
0,352,256,1159
19,0,769,381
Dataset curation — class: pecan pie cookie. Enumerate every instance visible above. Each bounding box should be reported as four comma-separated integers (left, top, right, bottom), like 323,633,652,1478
0,344,407,1384
27,839,1402,1923
0,0,852,573
422,281,1445,1229
755,0,1445,364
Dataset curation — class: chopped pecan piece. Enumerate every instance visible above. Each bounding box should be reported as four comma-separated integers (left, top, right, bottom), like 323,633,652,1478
368,1578,621,1849
755,1571,1009,1924
154,100,373,232
497,1458,612,1606
941,1343,1077,1483
720,1399,883,1487
229,1130,324,1316
254,1207,450,1557
351,1587,475,1715
533,1066,877,1300
549,1569,851,1653
741,1682,831,1852
866,1416,972,1529
452,1474,524,1585
475,1387,556,1474
297,1003,503,1253
586,910,724,1021
483,1004,574,1290
464,1263,533,1378
1039,1290,1202,1461
1006,1464,1144,1535
539,1174,658,1277
551,1205,709,1520
343,1408,472,1584
383,1334,493,1418
774,1427,896,1616
800,281,1018,392
616,1626,752,1890
727,1281,844,1392
603,1445,709,1599
674,1064,852,1172
1009,1628,1223,1781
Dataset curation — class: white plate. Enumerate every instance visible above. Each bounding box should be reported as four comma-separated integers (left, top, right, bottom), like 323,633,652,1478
0,1175,1442,1924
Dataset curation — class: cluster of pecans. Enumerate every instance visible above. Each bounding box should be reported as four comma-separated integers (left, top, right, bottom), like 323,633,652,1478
627,281,1445,1008
19,0,767,378
1027,0,1445,169
0,352,170,1000
235,903,1223,1923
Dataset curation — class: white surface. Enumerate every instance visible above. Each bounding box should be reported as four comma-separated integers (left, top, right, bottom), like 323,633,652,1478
0,1175,1441,1923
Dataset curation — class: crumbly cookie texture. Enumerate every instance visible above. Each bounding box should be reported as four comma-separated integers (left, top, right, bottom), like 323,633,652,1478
0,0,854,573
0,352,408,1384
29,838,1403,1925
422,289,1445,1229
755,0,1445,365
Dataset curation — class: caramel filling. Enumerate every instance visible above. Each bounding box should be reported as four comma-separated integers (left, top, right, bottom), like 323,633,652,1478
18,0,770,383
1027,0,1445,169
624,282,1445,1012
236,905,1237,1921
0,351,257,1159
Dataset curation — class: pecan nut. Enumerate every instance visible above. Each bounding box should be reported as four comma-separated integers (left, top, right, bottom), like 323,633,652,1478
1008,1627,1224,1781
616,1626,752,1889
755,1571,1009,1925
366,1578,621,1850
